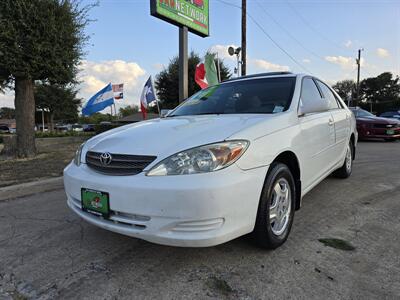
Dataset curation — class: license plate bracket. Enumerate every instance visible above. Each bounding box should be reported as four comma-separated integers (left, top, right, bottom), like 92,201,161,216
81,188,110,218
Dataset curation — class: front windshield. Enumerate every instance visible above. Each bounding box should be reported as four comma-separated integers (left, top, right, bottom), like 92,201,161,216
169,77,296,117
356,109,374,118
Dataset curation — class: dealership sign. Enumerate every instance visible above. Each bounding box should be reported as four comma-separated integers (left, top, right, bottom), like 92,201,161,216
151,0,209,37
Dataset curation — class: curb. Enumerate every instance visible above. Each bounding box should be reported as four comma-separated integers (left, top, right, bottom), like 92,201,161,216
0,177,64,201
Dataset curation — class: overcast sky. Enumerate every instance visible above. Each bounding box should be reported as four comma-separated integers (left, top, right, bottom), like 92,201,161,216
1,0,399,110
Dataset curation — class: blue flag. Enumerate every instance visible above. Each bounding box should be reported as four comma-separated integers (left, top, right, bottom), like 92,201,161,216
82,83,115,116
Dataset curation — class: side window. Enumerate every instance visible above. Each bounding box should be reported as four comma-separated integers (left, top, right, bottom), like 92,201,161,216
300,78,323,109
316,80,340,110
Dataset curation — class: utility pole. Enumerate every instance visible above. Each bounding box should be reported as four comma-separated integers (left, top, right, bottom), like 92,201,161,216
241,0,246,76
355,48,363,107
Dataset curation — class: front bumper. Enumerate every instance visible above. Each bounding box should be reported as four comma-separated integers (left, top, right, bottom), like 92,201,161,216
64,162,268,247
357,127,400,139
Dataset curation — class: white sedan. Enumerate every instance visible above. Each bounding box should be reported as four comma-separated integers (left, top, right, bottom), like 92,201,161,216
64,72,357,249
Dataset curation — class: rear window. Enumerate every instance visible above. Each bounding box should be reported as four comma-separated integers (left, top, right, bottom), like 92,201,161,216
169,77,296,116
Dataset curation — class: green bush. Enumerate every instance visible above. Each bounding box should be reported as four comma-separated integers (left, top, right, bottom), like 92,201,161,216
94,123,122,134
35,131,95,138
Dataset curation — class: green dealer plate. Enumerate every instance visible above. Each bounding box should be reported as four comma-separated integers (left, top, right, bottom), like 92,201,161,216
386,130,395,135
81,188,110,218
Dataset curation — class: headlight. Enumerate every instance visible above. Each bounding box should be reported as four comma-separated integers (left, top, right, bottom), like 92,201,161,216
73,143,85,166
147,140,249,176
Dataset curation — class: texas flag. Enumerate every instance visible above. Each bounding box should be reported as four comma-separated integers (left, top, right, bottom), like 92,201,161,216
140,76,157,119
195,53,219,89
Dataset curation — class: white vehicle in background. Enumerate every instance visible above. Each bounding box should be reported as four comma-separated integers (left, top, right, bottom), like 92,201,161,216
64,72,357,249
72,124,84,132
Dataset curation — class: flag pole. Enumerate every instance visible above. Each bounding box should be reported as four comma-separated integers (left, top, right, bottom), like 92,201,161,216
216,53,221,82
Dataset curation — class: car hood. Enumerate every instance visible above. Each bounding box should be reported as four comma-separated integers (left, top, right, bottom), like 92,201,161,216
357,116,400,124
83,114,271,159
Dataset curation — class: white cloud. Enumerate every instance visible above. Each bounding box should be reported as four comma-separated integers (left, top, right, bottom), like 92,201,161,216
78,60,146,109
376,48,390,58
209,44,289,74
250,59,290,72
325,55,362,70
152,63,165,71
209,44,239,61
302,58,311,64
344,40,352,48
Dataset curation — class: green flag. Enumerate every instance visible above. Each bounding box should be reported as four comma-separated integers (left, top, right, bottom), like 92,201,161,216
204,53,219,86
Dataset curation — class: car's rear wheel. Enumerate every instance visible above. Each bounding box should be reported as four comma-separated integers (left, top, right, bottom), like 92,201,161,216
252,163,295,249
333,140,353,178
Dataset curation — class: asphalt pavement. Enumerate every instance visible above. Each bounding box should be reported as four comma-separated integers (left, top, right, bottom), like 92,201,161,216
0,141,399,300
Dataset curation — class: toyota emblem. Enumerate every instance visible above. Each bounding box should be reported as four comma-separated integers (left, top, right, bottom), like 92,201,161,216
99,152,112,166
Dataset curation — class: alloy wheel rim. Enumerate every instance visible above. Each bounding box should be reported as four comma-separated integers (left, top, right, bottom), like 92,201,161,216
346,144,352,172
269,178,291,236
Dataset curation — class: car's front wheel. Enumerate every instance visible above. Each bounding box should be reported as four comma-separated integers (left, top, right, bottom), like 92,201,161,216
252,163,296,249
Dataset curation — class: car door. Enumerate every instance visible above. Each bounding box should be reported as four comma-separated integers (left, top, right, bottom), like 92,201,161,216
316,80,350,165
297,77,336,190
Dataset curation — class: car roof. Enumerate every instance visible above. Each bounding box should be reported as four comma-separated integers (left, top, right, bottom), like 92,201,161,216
222,72,297,83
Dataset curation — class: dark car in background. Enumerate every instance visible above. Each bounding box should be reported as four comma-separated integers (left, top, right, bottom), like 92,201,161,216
379,111,400,121
83,124,95,132
350,107,400,141
0,125,10,134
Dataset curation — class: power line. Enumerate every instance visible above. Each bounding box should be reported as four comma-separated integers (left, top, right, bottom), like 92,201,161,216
255,1,327,63
284,0,350,54
215,0,314,74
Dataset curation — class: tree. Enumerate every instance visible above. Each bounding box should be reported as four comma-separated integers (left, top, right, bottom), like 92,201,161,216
119,105,139,118
0,0,92,157
35,83,81,129
332,80,356,105
0,107,16,119
359,72,400,113
155,51,231,109
78,112,115,124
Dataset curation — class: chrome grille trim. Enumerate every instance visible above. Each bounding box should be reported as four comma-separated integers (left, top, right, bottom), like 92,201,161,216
86,151,156,175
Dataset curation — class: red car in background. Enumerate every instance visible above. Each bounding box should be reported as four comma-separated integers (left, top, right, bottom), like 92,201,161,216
350,107,400,141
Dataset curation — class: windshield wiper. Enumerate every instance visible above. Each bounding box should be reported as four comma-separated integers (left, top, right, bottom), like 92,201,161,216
167,112,224,117
193,112,224,116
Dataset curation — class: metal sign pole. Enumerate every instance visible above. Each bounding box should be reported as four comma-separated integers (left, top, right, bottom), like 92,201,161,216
179,26,188,103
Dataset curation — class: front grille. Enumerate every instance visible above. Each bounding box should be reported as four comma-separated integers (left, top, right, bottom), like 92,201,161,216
86,151,156,175
373,123,396,129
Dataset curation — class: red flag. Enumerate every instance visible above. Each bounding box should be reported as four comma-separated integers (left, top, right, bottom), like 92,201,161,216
195,63,208,89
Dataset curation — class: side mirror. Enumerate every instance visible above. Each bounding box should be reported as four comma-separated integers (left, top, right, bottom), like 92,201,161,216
160,109,172,118
298,98,329,116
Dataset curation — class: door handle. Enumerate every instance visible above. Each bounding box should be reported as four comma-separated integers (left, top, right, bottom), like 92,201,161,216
328,119,334,126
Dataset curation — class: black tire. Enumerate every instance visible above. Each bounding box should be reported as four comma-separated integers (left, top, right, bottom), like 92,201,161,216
333,140,353,179
385,138,396,142
252,163,296,249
